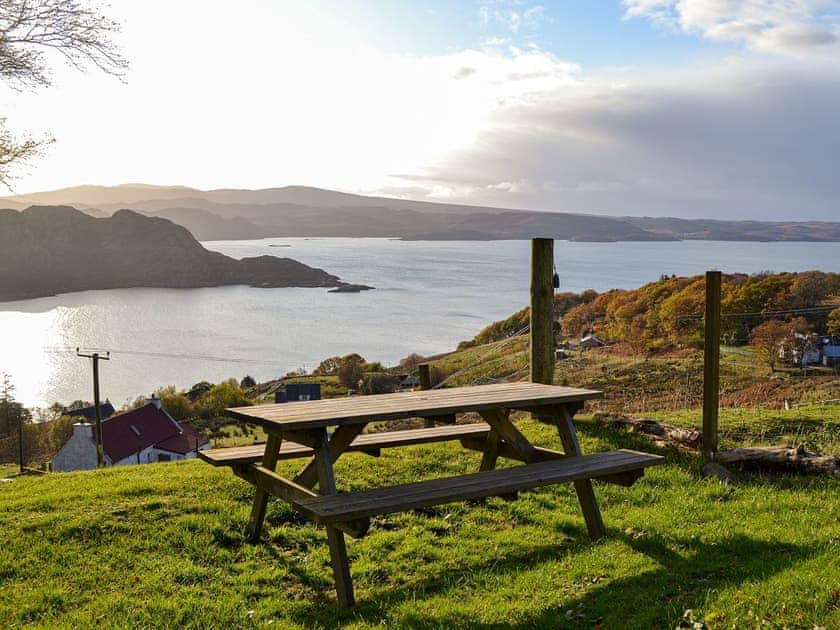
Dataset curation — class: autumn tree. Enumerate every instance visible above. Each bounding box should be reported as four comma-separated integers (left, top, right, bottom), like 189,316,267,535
398,353,425,371
314,356,342,375
0,0,127,185
203,379,248,414
828,307,840,336
750,319,790,372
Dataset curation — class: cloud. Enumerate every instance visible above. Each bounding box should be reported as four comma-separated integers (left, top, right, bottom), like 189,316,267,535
384,60,840,221
622,0,840,56
479,3,546,33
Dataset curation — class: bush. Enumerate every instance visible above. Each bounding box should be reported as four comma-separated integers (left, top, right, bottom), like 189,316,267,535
363,374,396,395
337,354,365,388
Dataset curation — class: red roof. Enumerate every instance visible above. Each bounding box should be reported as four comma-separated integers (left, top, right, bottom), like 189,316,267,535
101,403,184,463
155,422,209,455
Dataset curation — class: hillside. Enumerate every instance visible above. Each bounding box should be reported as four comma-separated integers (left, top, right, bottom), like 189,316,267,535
4,183,840,241
141,207,264,240
1,412,837,627
0,206,345,302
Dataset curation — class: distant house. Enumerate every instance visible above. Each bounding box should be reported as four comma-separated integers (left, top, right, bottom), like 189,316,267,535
67,400,115,422
396,375,421,391
818,335,840,366
779,332,840,367
275,383,322,403
579,334,606,349
52,397,209,472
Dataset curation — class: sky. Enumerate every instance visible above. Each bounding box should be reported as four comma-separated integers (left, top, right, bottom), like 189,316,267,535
3,0,840,220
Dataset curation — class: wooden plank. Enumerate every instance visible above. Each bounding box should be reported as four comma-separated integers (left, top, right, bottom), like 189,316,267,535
293,449,664,523
200,441,311,465
226,383,603,431
460,437,644,486
312,430,355,608
553,406,606,539
200,423,493,467
246,433,281,542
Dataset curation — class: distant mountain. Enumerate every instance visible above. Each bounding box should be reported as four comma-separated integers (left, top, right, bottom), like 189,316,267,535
623,217,840,242
2,184,839,242
2,184,201,207
0,206,344,302
141,208,264,241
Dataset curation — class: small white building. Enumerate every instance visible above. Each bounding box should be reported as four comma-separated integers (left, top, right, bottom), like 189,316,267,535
52,398,209,472
579,334,606,349
52,422,99,471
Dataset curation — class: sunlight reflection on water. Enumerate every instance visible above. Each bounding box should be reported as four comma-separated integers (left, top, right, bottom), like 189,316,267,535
1,238,838,408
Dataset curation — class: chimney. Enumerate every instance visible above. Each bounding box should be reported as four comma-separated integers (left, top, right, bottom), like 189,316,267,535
150,394,162,410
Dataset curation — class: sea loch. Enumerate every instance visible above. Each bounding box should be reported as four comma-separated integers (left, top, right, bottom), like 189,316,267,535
2,238,839,407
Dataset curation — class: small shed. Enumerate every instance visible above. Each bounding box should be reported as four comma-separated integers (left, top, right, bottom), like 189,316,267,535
275,383,322,403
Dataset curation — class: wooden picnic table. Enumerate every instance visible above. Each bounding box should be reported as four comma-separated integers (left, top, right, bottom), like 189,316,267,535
204,382,664,607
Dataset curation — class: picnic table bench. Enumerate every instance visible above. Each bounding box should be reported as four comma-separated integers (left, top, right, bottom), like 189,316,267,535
202,382,664,607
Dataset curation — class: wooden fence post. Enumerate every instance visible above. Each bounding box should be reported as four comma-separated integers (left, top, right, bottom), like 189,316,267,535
530,238,555,385
418,363,434,428
703,270,722,458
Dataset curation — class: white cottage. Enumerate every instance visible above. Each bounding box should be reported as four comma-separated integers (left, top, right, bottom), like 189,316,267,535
52,398,209,472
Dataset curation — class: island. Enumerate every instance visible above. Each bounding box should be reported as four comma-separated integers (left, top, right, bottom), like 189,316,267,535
0,206,368,302
328,284,375,293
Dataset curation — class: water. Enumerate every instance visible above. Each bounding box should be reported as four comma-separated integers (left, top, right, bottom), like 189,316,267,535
2,238,838,408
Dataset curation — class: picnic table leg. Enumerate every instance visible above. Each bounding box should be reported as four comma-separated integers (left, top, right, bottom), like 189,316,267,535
479,428,502,471
478,409,531,501
312,430,355,608
478,409,538,462
246,432,282,542
552,405,606,539
294,424,366,490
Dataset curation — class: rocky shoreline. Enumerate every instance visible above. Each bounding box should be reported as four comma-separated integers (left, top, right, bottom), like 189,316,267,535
0,206,366,302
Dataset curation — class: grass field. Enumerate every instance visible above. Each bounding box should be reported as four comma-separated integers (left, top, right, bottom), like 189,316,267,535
1,411,838,629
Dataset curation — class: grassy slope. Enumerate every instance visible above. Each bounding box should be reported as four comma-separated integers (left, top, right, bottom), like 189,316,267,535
1,415,838,629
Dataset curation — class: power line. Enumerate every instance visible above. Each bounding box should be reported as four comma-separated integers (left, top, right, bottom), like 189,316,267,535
44,346,289,368
676,305,836,322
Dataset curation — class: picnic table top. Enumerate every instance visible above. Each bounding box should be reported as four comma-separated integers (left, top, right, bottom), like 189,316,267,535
227,382,603,431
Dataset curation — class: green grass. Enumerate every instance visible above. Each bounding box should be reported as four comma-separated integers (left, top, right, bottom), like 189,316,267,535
0,463,18,478
1,415,838,629
644,405,840,454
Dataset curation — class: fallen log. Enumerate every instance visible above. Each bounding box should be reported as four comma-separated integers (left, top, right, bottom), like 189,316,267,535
593,413,702,449
715,445,839,476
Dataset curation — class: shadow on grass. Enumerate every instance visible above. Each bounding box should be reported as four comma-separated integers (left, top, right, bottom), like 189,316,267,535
329,532,810,629
574,418,701,470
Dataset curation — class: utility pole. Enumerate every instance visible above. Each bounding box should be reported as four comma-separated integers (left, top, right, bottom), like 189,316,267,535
76,348,110,468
